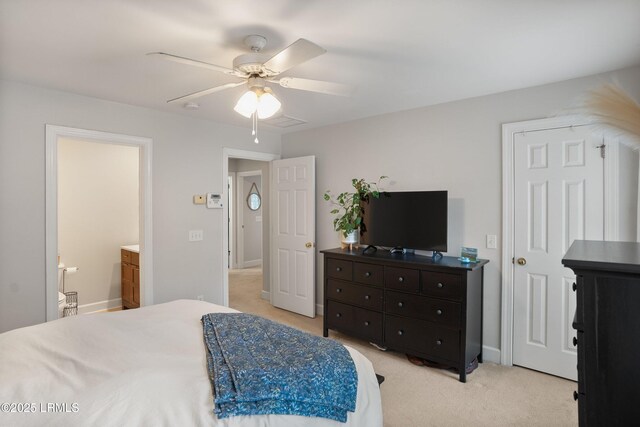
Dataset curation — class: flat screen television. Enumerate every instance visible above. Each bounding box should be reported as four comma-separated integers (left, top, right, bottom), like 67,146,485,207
360,191,447,252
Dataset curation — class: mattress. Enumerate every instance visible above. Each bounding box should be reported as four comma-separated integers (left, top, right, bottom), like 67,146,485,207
0,300,383,427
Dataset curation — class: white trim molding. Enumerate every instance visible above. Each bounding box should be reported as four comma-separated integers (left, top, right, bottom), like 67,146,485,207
78,298,123,315
222,148,280,307
501,117,618,366
45,125,153,321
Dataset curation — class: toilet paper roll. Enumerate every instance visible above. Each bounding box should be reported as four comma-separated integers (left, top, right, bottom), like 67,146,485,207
64,267,79,274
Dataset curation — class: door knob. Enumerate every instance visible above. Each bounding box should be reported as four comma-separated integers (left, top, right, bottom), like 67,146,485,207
305,242,313,248
517,257,527,266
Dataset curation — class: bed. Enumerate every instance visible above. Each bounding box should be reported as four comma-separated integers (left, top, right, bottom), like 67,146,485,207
0,300,383,427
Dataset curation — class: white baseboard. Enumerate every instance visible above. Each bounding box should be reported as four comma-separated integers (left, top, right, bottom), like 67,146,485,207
482,345,501,363
78,298,122,315
243,259,262,268
261,290,270,301
316,303,324,316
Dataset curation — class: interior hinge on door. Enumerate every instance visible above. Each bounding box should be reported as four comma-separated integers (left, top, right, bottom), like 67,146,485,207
597,144,606,159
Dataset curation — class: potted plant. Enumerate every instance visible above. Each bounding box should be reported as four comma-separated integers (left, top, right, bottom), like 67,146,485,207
324,176,387,247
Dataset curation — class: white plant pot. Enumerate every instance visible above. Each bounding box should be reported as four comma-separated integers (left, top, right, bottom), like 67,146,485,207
341,230,358,245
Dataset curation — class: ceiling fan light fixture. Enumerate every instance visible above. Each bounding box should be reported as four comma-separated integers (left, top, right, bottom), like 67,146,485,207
257,91,281,119
233,90,258,118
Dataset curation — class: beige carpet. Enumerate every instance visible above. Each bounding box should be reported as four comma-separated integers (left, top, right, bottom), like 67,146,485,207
229,267,578,427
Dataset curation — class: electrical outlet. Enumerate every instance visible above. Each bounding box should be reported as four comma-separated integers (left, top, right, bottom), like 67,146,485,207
196,295,204,301
486,234,497,249
189,230,204,241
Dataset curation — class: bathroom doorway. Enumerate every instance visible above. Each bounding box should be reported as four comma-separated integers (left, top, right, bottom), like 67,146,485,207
45,126,153,321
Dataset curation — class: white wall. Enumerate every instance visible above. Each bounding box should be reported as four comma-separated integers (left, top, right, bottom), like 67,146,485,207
0,79,280,333
617,144,639,242
281,65,640,359
58,138,139,308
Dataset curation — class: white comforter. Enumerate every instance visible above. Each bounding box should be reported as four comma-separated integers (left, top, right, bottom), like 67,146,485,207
0,300,382,427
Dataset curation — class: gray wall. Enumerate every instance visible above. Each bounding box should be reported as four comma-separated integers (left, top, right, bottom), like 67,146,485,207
281,65,640,360
58,138,139,308
0,79,280,333
242,175,262,264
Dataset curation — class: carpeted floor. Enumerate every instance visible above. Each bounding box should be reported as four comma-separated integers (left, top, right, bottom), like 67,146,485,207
229,267,578,427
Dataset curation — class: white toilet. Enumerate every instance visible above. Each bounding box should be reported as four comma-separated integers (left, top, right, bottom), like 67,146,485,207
57,263,66,318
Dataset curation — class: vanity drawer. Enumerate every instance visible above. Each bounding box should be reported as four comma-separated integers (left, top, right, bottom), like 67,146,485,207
385,291,461,328
327,279,383,311
327,301,383,343
353,262,384,287
385,315,460,362
384,267,420,293
421,271,463,301
327,258,353,281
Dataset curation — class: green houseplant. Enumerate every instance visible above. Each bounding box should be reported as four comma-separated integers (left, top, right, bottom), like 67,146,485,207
323,176,387,244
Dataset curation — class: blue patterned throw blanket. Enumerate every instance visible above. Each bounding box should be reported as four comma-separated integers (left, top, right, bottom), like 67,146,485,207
202,313,357,422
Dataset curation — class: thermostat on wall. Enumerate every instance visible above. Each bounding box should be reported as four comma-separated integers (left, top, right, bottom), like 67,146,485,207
207,193,223,209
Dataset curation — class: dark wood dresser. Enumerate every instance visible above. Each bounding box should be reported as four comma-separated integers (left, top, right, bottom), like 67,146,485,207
321,248,487,382
562,240,640,426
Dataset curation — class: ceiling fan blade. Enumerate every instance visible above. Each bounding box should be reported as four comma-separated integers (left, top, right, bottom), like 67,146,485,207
148,52,244,77
167,81,245,104
273,77,352,97
262,39,326,75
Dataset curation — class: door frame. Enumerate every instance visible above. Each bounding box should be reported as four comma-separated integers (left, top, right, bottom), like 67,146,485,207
222,148,280,307
45,125,153,321
228,172,236,269
501,117,619,366
236,170,263,268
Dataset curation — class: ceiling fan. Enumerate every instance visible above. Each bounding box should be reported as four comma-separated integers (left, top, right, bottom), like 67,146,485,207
148,35,352,124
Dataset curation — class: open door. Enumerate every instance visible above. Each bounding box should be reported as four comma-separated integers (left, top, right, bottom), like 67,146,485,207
271,156,316,317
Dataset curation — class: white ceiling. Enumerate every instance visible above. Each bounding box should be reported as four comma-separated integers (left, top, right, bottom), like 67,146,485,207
1,0,639,133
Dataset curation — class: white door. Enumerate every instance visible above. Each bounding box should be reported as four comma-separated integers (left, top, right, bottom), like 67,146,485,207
513,126,604,380
271,156,316,317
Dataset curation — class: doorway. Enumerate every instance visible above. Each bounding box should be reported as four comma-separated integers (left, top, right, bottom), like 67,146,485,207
501,117,638,379
222,148,279,310
45,125,153,321
57,137,139,315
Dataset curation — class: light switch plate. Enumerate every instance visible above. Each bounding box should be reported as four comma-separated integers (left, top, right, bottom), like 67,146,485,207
486,234,497,249
189,230,204,241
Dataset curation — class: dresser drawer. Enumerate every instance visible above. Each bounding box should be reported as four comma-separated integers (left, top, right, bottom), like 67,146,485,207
421,271,463,300
385,266,420,292
353,262,384,287
385,315,460,362
385,291,461,328
130,251,140,267
327,279,383,311
327,258,353,281
576,330,585,395
327,301,383,343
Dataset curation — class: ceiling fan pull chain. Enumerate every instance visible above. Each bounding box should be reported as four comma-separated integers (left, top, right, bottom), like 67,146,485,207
253,111,259,144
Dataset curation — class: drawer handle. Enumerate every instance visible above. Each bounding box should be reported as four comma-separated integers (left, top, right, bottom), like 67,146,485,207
573,337,578,347
336,267,342,272
397,330,404,336
336,313,341,318
436,309,442,315
572,282,577,292
365,272,371,277
437,282,444,288
398,276,404,283
398,302,404,308
336,288,342,293
364,295,370,300
573,391,579,401
364,321,370,326
436,339,443,346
